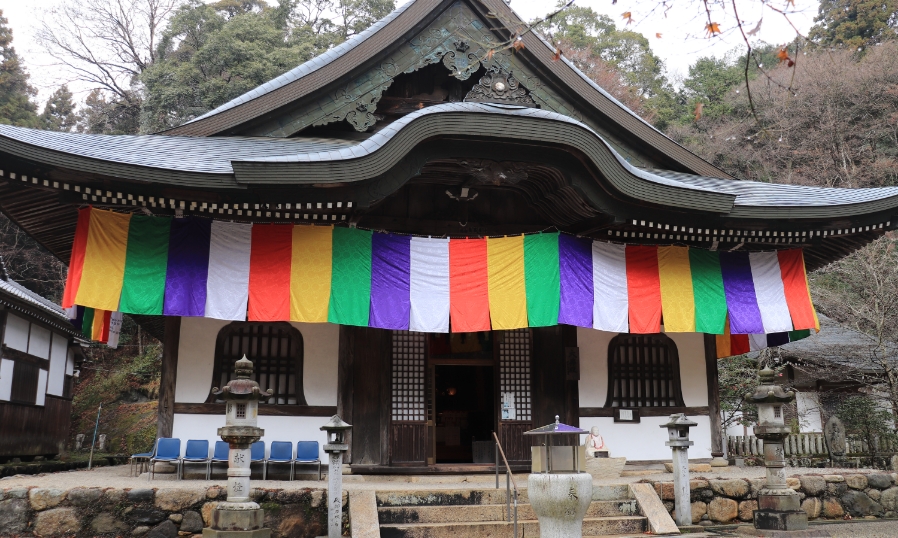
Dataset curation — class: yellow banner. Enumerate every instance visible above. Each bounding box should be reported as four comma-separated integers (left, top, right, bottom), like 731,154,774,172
290,225,333,322
75,210,131,311
487,236,527,329
658,246,696,332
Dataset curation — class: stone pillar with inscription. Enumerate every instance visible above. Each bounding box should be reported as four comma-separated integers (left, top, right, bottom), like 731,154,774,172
321,416,352,538
739,368,827,537
660,414,696,527
203,356,272,538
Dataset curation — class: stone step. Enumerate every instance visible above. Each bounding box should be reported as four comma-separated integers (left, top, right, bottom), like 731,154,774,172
379,516,646,538
378,499,639,524
375,484,631,507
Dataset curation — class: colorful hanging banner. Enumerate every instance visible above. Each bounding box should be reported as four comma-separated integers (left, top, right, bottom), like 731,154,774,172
63,208,821,351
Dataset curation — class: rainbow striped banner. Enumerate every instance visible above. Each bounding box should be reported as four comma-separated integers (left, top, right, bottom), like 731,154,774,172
63,208,820,354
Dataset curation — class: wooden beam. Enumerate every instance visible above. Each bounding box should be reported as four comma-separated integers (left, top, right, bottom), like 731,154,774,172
157,316,181,439
337,325,354,463
704,334,724,457
579,406,710,417
173,403,336,416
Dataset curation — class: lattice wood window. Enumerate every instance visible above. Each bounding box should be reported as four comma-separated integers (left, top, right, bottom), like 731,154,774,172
208,322,307,406
391,331,426,421
499,329,532,421
604,334,685,408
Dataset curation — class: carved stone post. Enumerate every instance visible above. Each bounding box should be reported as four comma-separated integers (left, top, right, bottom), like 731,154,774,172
661,414,696,527
203,356,271,538
742,368,819,535
321,415,352,538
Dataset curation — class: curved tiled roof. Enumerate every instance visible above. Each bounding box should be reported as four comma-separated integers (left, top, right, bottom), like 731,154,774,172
4,103,898,219
160,0,729,179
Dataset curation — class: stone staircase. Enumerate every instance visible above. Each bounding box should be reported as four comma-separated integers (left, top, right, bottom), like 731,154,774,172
374,484,649,538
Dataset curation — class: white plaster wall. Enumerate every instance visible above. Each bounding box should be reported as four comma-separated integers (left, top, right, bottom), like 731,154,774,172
174,317,229,403
172,413,329,460
580,416,713,461
65,348,75,376
4,313,29,352
577,328,711,461
0,358,14,400
28,325,51,360
174,317,339,406
46,333,68,397
36,369,47,406
796,391,823,432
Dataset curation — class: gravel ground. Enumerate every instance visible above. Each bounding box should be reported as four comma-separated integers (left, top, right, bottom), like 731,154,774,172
813,520,898,537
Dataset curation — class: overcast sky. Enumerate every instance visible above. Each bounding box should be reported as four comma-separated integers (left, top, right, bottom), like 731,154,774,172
4,0,819,106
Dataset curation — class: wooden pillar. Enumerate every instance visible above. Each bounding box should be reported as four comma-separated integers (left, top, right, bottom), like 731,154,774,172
349,327,391,466
337,325,354,463
157,316,181,439
562,325,579,427
704,333,724,457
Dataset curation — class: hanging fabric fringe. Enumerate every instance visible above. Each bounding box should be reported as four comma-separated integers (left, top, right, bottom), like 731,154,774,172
63,208,819,354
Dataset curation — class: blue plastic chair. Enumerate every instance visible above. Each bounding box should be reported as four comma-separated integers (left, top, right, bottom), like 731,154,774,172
294,441,322,481
149,438,181,480
130,439,157,477
209,441,230,479
180,440,211,480
264,441,294,480
250,441,265,477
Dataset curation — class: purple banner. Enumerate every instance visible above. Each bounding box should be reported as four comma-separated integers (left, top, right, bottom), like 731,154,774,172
164,218,212,316
369,233,411,330
719,251,764,334
558,234,593,327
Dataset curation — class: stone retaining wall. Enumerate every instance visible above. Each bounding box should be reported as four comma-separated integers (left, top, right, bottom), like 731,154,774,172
645,472,898,525
0,485,343,537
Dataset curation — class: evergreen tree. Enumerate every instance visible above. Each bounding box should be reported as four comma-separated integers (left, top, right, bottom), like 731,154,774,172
809,0,898,49
0,9,39,128
543,6,667,99
140,0,392,132
41,85,79,132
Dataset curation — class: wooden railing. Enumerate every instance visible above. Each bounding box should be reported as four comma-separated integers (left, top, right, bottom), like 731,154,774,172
727,433,898,457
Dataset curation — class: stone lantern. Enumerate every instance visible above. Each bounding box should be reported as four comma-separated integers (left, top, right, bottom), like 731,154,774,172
204,356,272,538
523,416,591,538
746,367,808,532
660,413,697,527
321,415,352,538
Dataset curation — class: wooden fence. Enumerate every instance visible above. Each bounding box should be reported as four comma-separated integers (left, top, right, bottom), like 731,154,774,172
727,433,898,457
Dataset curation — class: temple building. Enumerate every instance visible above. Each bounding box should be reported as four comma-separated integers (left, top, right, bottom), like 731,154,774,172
2,0,898,469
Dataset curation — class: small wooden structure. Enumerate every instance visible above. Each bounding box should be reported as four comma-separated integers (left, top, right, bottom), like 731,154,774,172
0,257,84,461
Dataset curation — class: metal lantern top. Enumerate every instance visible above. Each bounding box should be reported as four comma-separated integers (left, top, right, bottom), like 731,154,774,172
523,416,589,439
745,367,795,405
660,413,697,447
210,355,272,402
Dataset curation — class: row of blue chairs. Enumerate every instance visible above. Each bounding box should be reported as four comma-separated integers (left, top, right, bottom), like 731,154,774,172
133,439,321,481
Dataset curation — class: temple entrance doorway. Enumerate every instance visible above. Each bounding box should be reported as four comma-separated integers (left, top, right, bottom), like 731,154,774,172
433,364,495,464
387,330,533,468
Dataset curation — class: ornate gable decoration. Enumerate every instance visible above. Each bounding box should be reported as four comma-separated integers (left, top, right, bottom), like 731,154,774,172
248,2,552,136
464,67,536,107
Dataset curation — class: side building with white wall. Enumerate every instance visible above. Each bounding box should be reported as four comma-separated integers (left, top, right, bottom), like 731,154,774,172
0,259,84,461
